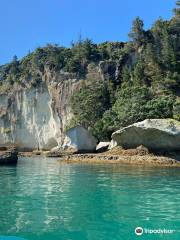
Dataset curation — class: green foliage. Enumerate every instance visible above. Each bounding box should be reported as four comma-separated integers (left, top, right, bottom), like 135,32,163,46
132,58,147,85
145,96,174,119
113,85,174,128
70,80,111,129
113,85,151,127
0,40,124,87
173,98,180,120
93,110,118,140
97,42,124,60
128,17,146,48
64,39,100,75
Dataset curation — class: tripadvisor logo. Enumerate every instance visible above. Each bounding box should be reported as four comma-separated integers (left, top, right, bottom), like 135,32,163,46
135,227,143,236
134,227,175,236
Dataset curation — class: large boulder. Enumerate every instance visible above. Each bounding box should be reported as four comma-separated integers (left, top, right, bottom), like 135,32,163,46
112,119,180,151
65,126,97,152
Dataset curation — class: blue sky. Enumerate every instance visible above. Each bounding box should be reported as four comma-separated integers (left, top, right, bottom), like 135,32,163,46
0,0,175,64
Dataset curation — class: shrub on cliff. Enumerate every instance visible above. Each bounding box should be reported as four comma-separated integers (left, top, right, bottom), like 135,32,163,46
92,110,118,140
113,85,174,127
173,98,180,121
112,85,151,127
70,80,112,129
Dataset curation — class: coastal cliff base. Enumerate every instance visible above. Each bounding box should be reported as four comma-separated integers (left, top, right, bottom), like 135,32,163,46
59,146,180,167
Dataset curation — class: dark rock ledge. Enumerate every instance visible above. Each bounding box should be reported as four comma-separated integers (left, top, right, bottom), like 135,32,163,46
0,147,18,165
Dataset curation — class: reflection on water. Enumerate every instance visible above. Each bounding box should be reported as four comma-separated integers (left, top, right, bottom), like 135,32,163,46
0,157,180,240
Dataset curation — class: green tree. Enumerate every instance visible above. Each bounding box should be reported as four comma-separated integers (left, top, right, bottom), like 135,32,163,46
70,80,111,129
10,55,19,74
93,110,118,140
67,38,99,75
121,66,131,83
129,17,146,48
145,96,174,119
173,98,180,120
113,85,151,127
161,27,177,70
132,58,148,85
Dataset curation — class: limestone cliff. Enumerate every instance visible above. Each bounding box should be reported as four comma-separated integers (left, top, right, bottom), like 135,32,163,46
0,62,117,150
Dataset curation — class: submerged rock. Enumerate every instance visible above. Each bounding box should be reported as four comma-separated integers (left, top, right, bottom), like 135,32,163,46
112,119,180,151
65,126,97,152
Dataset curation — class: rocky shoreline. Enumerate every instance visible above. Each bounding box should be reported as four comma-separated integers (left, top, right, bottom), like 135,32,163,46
60,154,180,167
55,146,180,167
0,146,177,167
1,118,180,167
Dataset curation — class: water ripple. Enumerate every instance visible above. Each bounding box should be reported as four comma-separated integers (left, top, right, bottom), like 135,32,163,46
0,157,180,239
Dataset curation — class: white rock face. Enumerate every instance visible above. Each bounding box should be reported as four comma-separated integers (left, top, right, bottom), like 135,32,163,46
65,126,97,152
0,62,118,150
0,86,61,150
112,119,180,151
96,142,110,151
108,139,118,150
0,62,86,151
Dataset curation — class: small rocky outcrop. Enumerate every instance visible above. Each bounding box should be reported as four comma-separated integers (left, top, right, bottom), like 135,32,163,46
96,142,110,152
65,126,97,152
112,119,180,151
0,147,18,165
46,145,77,157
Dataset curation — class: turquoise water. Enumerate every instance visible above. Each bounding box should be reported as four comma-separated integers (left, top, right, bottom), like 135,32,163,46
0,157,180,240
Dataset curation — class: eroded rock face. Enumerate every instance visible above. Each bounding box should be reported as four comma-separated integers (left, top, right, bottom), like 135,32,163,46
0,86,60,150
0,61,121,151
112,119,180,151
65,126,97,152
0,72,83,150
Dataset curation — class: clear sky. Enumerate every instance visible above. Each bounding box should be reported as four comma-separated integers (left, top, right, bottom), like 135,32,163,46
0,0,175,65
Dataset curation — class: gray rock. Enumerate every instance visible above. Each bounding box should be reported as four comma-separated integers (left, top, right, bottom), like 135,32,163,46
108,139,117,150
112,119,180,151
0,149,18,165
65,126,97,152
50,146,61,152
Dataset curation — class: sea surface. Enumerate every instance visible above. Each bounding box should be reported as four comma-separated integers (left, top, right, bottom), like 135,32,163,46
0,157,180,240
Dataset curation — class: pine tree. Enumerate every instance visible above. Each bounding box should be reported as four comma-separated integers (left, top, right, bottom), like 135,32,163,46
161,27,176,70
9,55,19,77
128,17,146,48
